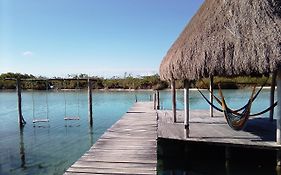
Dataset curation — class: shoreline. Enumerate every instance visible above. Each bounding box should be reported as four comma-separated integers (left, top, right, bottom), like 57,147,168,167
0,86,274,92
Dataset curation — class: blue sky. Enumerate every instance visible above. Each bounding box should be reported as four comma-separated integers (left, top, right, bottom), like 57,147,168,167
0,0,204,78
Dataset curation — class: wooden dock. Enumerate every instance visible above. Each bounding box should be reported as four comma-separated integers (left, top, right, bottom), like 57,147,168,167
65,102,157,175
65,102,281,174
158,110,281,150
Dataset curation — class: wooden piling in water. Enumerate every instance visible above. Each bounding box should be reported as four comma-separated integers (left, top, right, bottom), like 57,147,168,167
270,71,277,122
276,70,281,145
277,149,281,167
153,91,156,110
156,90,160,110
171,80,176,123
209,76,214,117
16,79,24,128
88,79,93,127
184,80,190,137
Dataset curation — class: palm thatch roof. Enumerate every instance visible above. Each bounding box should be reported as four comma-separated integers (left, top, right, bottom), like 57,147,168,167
160,0,281,81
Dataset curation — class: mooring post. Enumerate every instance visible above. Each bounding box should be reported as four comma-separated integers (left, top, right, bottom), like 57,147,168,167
277,69,281,145
156,90,160,110
88,79,93,127
171,79,176,123
19,127,26,168
16,79,24,128
270,71,277,122
209,76,214,117
184,80,190,137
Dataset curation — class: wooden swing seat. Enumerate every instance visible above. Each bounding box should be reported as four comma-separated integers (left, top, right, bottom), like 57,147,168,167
64,116,80,120
32,118,50,123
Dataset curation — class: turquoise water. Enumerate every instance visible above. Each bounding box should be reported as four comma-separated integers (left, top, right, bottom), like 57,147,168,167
0,89,277,175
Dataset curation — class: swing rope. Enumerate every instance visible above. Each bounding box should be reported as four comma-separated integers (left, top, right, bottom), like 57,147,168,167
64,78,80,121
32,80,50,124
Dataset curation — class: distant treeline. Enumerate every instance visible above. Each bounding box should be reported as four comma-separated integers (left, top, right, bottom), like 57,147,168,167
0,72,272,90
0,72,168,90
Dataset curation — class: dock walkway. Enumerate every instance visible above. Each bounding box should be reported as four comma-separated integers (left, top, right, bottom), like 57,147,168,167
65,102,157,175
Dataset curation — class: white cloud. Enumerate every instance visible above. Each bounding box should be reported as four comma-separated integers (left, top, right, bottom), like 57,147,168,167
22,51,33,57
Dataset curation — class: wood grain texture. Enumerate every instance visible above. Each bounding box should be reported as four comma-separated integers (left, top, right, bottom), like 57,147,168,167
158,110,281,149
65,102,157,175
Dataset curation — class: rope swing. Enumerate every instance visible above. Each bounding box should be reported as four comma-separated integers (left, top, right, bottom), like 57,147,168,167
32,80,50,125
63,79,80,122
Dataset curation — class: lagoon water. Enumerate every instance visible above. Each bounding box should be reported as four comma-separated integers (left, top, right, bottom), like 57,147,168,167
0,89,277,175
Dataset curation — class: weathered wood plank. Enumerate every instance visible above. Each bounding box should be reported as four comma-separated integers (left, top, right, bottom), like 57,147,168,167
158,110,281,149
67,167,155,175
65,102,157,175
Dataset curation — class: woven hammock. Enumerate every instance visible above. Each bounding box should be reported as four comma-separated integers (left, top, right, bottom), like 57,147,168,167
218,85,255,130
197,83,278,130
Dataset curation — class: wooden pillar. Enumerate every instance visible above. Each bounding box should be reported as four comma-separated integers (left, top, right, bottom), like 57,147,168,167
88,79,93,127
184,80,190,137
153,91,156,110
225,147,231,174
171,79,177,123
209,76,214,117
270,71,277,122
277,70,281,144
16,79,24,128
19,127,26,168
277,149,281,167
156,90,160,110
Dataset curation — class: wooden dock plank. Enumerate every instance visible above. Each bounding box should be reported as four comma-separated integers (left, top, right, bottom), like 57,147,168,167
158,110,281,149
65,102,157,175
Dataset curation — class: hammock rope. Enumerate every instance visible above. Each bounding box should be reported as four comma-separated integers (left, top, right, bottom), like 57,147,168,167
198,87,278,117
199,79,267,112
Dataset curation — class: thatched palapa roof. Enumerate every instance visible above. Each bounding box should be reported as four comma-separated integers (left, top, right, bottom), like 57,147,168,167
160,0,281,81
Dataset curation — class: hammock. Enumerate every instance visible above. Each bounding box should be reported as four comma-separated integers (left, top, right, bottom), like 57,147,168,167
199,79,266,113
197,84,278,130
218,84,255,130
197,85,277,117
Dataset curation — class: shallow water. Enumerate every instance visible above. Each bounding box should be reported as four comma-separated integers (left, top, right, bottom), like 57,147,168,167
0,89,277,175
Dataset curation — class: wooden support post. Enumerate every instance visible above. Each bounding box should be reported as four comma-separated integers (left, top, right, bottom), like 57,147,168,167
153,91,156,110
225,147,231,174
16,79,24,128
184,80,190,137
209,76,214,117
156,90,160,110
88,79,93,127
19,127,26,168
171,79,177,123
277,70,281,144
270,71,277,122
277,149,281,167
